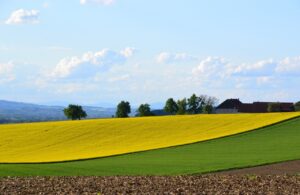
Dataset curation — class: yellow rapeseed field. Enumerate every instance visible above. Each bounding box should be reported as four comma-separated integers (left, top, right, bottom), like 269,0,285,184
0,112,299,163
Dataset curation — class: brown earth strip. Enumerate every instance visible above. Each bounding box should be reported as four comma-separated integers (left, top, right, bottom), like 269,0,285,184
213,159,300,175
1,175,300,195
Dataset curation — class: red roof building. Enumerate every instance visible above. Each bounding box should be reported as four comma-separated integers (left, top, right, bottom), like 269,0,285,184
216,99,294,113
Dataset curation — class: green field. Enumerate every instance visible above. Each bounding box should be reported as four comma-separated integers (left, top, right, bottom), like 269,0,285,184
1,117,300,176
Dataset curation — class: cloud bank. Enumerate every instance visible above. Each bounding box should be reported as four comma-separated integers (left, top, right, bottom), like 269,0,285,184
1,51,300,104
50,47,135,79
192,56,300,79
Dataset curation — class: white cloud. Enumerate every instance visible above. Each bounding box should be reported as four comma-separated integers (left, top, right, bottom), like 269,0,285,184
6,9,39,25
192,57,278,81
192,56,230,78
156,52,196,64
50,48,134,79
3,53,299,104
120,47,136,58
80,0,115,5
51,57,81,78
191,57,281,90
0,62,15,83
190,55,300,96
231,59,275,76
156,52,171,64
276,56,300,74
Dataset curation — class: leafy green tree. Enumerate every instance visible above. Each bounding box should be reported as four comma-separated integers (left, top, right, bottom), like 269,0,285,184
116,101,131,118
164,98,178,114
267,103,281,112
294,101,300,111
63,104,87,120
137,103,153,117
187,94,199,114
187,94,218,114
177,98,187,115
202,104,213,114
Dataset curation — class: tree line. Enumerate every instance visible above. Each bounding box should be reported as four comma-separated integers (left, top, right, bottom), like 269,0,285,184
63,94,218,120
63,97,300,120
164,94,218,115
114,94,218,118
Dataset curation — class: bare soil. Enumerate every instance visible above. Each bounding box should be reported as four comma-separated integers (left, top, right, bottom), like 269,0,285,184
214,159,300,175
1,160,300,194
1,175,300,194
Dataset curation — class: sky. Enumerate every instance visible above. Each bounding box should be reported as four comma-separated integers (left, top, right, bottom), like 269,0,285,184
0,0,300,107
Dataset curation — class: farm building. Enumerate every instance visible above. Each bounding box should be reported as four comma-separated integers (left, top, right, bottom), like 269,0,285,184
215,99,242,113
216,99,294,113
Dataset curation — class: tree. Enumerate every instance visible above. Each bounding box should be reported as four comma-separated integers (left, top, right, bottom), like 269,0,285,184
137,103,153,117
267,103,281,112
177,98,187,115
63,104,87,120
198,95,207,112
205,96,218,107
295,101,300,111
116,101,131,118
202,104,213,114
164,98,178,114
187,94,218,114
187,94,199,114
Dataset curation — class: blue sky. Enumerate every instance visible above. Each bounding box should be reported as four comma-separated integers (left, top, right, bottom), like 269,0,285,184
0,0,300,107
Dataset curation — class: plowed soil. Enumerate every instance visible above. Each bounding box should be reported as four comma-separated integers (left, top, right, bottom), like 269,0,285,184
1,160,300,194
215,159,300,175
0,175,299,194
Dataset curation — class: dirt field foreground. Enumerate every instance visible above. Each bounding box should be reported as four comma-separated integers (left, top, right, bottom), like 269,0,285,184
1,160,300,194
0,175,299,194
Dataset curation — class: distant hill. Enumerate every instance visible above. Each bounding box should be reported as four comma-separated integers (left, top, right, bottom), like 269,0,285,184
0,100,116,124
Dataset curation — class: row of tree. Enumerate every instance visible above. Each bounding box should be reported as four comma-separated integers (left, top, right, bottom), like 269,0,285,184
115,101,150,118
63,98,300,120
114,94,218,118
164,94,218,115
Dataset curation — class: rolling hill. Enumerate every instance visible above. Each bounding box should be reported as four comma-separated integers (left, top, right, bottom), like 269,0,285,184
0,113,299,176
0,112,299,163
0,100,116,123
